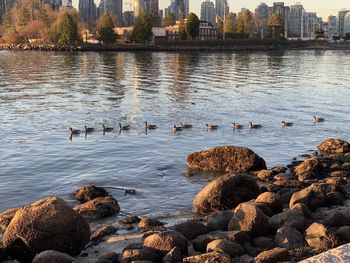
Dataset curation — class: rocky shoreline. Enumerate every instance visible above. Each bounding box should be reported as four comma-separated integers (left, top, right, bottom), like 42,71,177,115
1,138,350,262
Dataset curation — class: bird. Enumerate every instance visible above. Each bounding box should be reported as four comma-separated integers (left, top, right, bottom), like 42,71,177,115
181,122,193,128
118,123,130,131
102,125,114,132
145,122,157,129
172,125,183,132
232,123,244,129
313,115,325,122
281,121,293,127
84,126,95,133
249,122,263,129
69,127,81,135
206,124,218,130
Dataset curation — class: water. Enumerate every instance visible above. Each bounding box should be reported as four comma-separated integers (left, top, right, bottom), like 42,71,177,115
0,50,350,216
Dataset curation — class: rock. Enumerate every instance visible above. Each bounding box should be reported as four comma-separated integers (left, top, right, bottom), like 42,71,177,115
273,179,304,188
255,192,282,213
206,239,244,257
95,252,119,263
3,197,90,262
32,250,76,263
275,226,304,249
91,225,118,243
183,252,231,263
294,158,324,181
0,247,5,262
243,243,262,257
335,226,350,243
228,202,269,237
75,184,109,203
119,216,141,225
279,188,301,206
172,220,208,240
272,166,288,174
289,183,340,210
255,247,290,263
138,218,164,231
0,208,19,231
122,247,160,262
257,170,276,181
162,247,182,263
193,174,259,214
318,138,350,154
291,203,312,219
253,236,275,250
206,210,233,231
322,211,350,227
329,171,350,178
75,195,120,221
143,230,188,256
187,146,266,173
299,243,350,263
305,223,340,251
273,173,292,181
260,183,280,193
268,209,307,232
327,191,346,205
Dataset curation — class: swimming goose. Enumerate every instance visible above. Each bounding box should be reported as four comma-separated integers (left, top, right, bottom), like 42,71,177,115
84,126,95,133
232,123,244,129
69,127,81,135
281,121,293,127
145,122,157,129
172,125,183,132
181,122,193,129
249,122,263,129
206,124,218,130
118,123,130,131
313,115,325,122
102,125,114,132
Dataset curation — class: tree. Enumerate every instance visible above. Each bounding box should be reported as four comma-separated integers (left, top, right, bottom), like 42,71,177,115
224,12,235,38
150,13,161,27
55,12,79,45
178,16,187,40
186,12,200,39
217,19,223,39
132,11,152,43
96,12,117,44
315,28,325,39
162,12,176,27
234,9,252,35
17,7,31,26
267,13,285,39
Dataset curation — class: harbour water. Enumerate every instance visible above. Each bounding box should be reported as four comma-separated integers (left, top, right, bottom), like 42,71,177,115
0,50,349,216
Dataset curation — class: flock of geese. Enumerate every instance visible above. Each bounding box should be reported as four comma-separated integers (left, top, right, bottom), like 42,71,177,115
69,115,325,136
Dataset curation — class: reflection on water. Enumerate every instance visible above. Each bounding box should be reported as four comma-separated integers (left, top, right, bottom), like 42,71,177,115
0,50,350,216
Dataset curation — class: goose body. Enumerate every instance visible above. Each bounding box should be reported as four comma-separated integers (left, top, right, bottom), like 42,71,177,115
145,122,157,129
102,125,114,132
313,115,325,122
172,125,183,132
232,123,244,129
249,122,262,129
84,126,95,133
206,124,218,130
118,123,130,131
69,127,81,135
282,121,293,127
181,122,193,129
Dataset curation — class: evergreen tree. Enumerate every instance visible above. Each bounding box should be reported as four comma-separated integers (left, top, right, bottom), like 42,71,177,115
132,11,152,43
186,12,200,39
162,12,176,27
267,13,285,39
96,12,117,44
56,13,79,45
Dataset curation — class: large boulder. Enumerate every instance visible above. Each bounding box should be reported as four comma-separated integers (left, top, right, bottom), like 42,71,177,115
228,202,269,237
335,226,350,243
3,197,90,262
122,247,160,262
187,146,266,173
206,210,233,231
206,239,244,257
294,158,324,181
193,174,259,214
32,250,76,263
255,247,290,263
268,209,307,232
183,252,231,263
305,223,340,251
75,184,109,203
0,207,19,231
172,220,209,240
274,226,305,249
322,211,350,227
318,139,350,155
255,192,282,213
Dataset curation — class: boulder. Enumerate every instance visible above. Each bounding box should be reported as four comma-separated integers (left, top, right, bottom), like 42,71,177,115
206,210,233,231
255,247,290,263
289,183,340,210
90,225,118,243
32,250,76,263
243,243,262,257
322,211,350,227
95,252,119,263
318,138,350,155
138,218,164,231
193,174,259,214
268,209,308,232
257,170,276,181
75,184,109,203
183,252,231,263
228,202,269,237
275,226,305,249
329,171,350,178
3,197,90,262
291,203,312,219
206,239,244,257
187,146,266,173
75,195,120,221
294,158,324,181
172,220,208,240
119,216,141,225
255,192,282,213
122,247,160,262
162,247,182,263
0,208,19,231
253,236,275,250
143,230,188,256
327,191,346,205
305,223,340,251
335,226,350,243
273,179,304,188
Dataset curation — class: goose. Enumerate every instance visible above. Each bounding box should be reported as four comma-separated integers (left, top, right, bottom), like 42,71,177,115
249,122,263,129
145,122,157,129
172,125,183,132
313,115,325,122
206,124,218,130
181,122,193,129
118,123,130,131
84,126,95,133
281,121,293,127
102,125,114,132
69,127,81,135
232,123,244,129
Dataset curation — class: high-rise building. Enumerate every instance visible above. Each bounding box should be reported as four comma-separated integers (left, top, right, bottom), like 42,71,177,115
344,12,350,36
336,9,350,37
254,3,269,38
99,0,123,24
215,0,228,20
167,0,188,21
301,11,321,39
149,0,159,15
123,10,134,26
268,2,290,35
201,0,216,26
79,0,96,26
287,2,303,38
134,0,149,17
327,15,337,39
